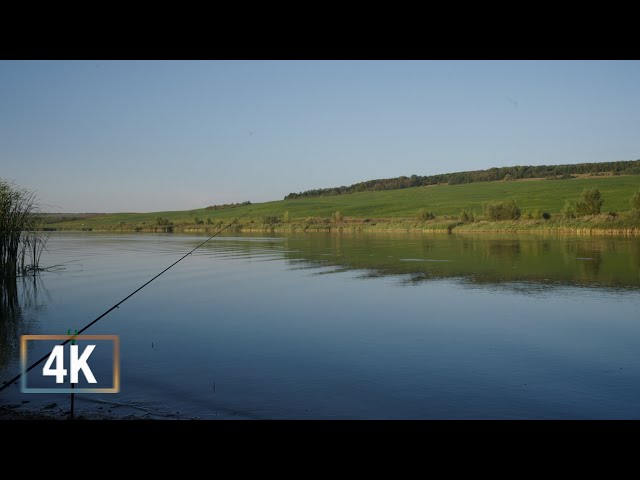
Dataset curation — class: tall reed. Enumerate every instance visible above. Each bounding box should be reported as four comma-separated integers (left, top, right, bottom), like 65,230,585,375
0,180,44,277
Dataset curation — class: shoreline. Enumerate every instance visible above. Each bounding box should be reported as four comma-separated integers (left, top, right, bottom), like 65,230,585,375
43,219,640,236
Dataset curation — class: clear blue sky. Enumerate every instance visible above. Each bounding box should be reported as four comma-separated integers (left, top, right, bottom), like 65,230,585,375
1,60,639,213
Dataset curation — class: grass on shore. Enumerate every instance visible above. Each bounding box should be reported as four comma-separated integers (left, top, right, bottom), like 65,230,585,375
46,175,640,233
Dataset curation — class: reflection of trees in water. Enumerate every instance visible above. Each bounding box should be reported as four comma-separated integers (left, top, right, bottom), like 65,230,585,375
563,239,606,278
461,237,554,259
487,240,521,259
281,234,640,290
420,238,434,256
576,248,603,278
561,240,580,265
331,234,342,257
520,240,550,257
0,276,43,371
632,242,640,271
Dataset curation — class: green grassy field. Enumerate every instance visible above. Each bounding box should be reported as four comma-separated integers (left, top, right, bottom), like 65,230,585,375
47,175,640,230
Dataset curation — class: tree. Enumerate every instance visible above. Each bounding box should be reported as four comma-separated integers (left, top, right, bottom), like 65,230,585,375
561,201,576,219
575,187,604,216
459,209,475,223
503,173,513,182
630,191,640,210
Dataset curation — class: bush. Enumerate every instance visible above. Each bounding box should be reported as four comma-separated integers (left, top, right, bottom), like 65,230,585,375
417,208,435,221
530,208,543,220
630,191,640,210
332,211,344,223
283,211,290,223
503,173,513,182
484,200,521,221
156,216,171,226
459,209,475,223
524,209,550,220
194,217,204,225
261,215,280,225
575,187,604,216
561,201,576,219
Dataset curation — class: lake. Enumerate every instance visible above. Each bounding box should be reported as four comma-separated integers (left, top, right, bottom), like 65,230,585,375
2,231,640,419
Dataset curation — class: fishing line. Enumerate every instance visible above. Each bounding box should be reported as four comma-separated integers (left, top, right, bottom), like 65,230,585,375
0,209,252,393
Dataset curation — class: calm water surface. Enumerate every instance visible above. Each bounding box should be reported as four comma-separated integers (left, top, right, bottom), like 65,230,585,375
1,231,640,419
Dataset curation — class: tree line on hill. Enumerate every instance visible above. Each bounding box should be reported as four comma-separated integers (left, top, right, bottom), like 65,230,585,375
205,201,251,210
284,159,640,199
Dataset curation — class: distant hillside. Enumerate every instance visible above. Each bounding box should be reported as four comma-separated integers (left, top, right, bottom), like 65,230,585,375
285,159,640,199
47,174,640,232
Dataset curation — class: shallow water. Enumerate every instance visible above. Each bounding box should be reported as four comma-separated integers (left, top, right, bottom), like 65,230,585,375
1,231,640,419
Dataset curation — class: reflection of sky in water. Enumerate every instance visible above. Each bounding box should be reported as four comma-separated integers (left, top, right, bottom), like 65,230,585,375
1,232,640,420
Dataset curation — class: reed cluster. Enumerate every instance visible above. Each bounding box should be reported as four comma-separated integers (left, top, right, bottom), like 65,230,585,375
0,180,45,276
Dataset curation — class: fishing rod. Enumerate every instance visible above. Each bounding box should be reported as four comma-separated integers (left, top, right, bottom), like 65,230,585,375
0,209,252,393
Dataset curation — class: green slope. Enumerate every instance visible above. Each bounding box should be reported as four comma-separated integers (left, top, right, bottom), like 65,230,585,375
48,175,640,230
